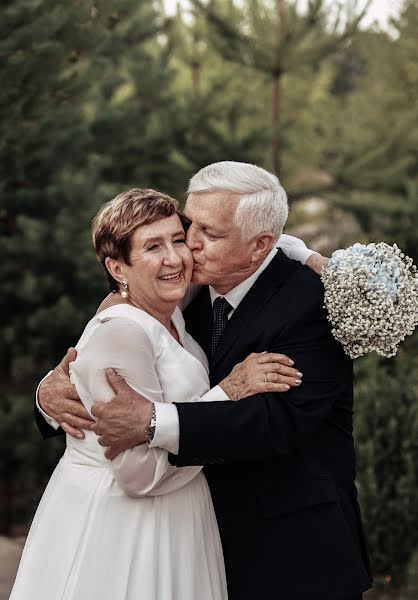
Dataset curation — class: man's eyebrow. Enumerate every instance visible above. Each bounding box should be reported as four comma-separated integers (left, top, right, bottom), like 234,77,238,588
183,207,225,232
191,219,223,232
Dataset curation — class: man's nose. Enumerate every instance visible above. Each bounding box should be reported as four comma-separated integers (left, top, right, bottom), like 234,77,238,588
186,227,202,251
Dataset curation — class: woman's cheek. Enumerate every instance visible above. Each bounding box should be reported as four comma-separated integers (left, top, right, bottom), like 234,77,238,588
183,249,194,273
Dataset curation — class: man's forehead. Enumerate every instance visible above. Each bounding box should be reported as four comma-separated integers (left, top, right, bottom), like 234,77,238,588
184,191,240,221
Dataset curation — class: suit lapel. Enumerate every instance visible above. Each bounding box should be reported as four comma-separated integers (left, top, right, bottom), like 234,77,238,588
210,250,302,373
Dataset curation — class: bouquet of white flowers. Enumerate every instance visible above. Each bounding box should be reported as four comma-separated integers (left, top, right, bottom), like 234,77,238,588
321,242,418,359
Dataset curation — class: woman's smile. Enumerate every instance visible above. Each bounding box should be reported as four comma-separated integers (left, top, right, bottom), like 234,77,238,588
159,270,183,281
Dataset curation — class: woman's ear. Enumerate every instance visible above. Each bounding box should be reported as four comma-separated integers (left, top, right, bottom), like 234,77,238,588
105,257,125,284
250,233,275,263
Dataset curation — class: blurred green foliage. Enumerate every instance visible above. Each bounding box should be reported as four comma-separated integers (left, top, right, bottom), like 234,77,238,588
0,0,417,590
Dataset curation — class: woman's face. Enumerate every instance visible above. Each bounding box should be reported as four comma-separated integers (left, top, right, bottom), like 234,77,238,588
111,214,193,313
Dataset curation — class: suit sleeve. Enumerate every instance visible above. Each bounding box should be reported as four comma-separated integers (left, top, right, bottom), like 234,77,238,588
171,284,353,467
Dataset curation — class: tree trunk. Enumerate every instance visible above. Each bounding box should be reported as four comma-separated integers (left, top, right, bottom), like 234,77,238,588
0,478,13,534
276,0,284,27
272,0,284,174
191,61,200,90
272,71,281,174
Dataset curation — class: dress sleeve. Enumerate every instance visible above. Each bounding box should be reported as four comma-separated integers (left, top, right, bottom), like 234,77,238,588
277,233,316,265
70,316,202,497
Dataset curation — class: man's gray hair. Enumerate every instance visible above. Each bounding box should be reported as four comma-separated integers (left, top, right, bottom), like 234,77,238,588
188,161,288,241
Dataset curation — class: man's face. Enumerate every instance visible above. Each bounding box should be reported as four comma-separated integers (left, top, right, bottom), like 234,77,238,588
184,191,255,293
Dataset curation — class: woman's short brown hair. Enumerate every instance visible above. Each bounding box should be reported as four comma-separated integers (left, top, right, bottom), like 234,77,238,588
92,188,181,290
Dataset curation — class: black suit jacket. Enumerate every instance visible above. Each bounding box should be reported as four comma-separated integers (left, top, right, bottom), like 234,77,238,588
174,250,371,599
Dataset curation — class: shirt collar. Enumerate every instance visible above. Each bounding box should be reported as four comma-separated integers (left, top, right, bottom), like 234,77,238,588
209,247,278,310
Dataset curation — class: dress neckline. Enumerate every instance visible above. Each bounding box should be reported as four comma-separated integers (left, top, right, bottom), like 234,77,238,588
96,304,186,347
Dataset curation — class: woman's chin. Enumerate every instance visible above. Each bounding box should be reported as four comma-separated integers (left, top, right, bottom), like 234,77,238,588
161,286,187,304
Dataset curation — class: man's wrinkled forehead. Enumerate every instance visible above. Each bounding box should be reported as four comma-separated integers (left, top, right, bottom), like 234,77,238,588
184,191,241,223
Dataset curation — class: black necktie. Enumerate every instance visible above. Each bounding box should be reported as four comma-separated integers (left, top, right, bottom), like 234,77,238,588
211,297,232,356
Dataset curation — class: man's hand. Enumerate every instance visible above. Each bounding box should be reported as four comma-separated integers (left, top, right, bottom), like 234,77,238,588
38,348,94,439
91,369,153,460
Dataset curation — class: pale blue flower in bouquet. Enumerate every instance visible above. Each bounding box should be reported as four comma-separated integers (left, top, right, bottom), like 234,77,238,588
320,242,418,358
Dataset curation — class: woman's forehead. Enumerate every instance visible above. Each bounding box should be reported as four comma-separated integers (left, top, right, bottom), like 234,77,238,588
132,214,184,242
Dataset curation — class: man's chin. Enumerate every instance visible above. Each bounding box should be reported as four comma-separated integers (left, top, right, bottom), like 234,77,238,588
191,270,212,285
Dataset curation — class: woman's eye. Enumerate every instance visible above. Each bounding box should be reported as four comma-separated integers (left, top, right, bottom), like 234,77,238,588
147,244,160,251
174,238,186,245
204,231,218,240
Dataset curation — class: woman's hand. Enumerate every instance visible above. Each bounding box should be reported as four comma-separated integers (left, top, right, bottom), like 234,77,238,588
276,233,328,274
218,352,303,401
305,253,329,274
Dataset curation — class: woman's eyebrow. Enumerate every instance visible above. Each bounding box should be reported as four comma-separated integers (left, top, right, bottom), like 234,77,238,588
142,230,185,244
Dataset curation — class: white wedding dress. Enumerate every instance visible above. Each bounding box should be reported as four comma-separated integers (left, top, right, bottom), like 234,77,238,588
11,304,227,600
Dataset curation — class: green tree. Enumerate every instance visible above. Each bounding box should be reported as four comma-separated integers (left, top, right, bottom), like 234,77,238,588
355,345,418,588
0,0,102,532
326,1,418,254
166,5,271,188
86,1,183,196
191,0,370,173
321,2,418,586
0,0,179,532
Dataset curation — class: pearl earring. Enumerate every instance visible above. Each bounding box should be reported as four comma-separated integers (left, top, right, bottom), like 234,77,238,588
120,281,129,299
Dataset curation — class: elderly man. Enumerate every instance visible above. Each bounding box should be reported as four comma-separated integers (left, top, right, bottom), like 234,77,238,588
37,161,371,600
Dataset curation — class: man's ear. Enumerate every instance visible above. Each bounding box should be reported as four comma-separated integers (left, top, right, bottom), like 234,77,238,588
250,233,275,263
105,257,125,284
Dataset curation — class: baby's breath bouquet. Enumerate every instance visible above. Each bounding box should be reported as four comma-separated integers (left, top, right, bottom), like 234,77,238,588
321,242,418,358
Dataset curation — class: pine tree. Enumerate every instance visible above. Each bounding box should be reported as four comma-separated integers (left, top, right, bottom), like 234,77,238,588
322,2,418,586
165,4,271,187
190,0,370,173
86,1,183,197
0,0,180,531
355,345,418,588
0,0,103,532
326,1,418,254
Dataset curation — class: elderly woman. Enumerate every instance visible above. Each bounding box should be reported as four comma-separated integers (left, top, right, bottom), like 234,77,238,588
11,189,300,600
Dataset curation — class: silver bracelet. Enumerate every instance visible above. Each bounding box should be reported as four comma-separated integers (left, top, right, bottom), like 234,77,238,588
145,402,157,445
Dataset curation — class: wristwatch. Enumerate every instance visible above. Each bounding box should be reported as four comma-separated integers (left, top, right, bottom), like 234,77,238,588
145,402,157,445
